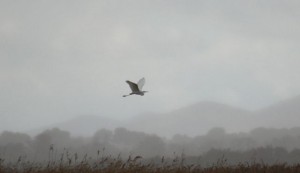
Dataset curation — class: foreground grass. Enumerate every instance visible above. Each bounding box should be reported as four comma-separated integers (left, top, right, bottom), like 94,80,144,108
1,156,300,173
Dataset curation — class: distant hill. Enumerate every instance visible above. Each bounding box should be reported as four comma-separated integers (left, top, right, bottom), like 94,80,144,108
28,115,121,137
125,96,300,137
28,96,300,137
125,101,254,137
256,95,300,128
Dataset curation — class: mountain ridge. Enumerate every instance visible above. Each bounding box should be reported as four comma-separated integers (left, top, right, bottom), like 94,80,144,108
27,95,300,137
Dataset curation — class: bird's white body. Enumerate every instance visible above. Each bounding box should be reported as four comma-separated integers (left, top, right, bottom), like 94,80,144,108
123,78,148,97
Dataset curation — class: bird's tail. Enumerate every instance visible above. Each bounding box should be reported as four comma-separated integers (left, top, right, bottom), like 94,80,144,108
123,95,128,97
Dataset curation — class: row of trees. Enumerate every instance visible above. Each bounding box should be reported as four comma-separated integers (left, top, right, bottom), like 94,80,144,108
0,127,300,164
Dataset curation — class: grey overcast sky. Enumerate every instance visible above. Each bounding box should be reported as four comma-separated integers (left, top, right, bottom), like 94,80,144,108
1,1,300,132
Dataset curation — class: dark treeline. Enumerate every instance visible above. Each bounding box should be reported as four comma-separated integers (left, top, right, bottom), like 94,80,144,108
0,127,300,165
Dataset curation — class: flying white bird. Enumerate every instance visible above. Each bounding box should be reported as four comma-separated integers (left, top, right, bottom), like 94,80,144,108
123,78,148,97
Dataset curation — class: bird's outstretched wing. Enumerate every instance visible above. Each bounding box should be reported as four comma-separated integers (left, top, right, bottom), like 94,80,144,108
137,78,145,90
126,80,139,92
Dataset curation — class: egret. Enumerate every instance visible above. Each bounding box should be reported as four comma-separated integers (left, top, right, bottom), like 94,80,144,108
123,77,148,97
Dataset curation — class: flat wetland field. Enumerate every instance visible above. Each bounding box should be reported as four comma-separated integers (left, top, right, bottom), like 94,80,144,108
1,157,300,173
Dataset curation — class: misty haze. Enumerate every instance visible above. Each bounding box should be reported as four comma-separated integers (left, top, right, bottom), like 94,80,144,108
1,0,300,172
